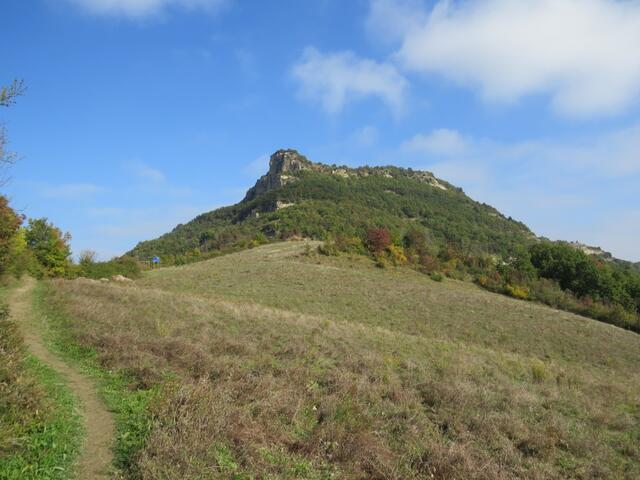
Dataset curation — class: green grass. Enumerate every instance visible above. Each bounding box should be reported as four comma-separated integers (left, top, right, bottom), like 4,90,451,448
42,242,640,479
0,285,83,480
30,282,160,478
0,355,82,480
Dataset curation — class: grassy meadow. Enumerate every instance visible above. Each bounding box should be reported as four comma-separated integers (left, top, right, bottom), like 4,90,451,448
43,242,640,479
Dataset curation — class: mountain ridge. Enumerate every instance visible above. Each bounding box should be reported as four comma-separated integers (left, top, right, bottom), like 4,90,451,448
128,149,534,260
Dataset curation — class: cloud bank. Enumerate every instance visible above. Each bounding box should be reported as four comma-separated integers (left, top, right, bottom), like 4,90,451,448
370,0,640,117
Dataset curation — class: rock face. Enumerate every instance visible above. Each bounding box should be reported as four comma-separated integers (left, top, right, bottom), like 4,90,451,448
243,150,312,202
242,148,458,203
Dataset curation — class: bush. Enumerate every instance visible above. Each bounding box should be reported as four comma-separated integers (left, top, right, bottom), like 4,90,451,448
387,244,407,265
530,360,547,383
77,255,142,280
419,254,439,273
430,272,444,282
504,284,529,300
375,257,389,269
366,228,392,255
318,242,340,256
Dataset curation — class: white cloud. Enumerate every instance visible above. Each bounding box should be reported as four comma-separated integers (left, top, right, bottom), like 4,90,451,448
366,0,427,44
41,183,106,199
544,123,640,176
291,47,407,114
402,128,467,156
66,0,228,18
134,163,166,183
125,161,193,196
350,126,379,147
388,0,640,117
401,124,640,261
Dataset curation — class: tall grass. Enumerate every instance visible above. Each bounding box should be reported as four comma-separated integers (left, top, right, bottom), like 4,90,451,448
44,242,640,479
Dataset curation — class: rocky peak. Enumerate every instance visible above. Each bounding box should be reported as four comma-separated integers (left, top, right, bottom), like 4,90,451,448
242,148,455,203
243,150,312,202
268,149,312,175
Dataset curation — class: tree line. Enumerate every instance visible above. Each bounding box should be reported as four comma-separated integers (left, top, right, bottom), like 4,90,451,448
320,227,640,332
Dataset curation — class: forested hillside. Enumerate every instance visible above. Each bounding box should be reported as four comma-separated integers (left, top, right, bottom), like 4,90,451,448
129,150,534,261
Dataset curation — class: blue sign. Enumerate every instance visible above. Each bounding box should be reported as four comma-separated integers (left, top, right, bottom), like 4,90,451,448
152,256,160,264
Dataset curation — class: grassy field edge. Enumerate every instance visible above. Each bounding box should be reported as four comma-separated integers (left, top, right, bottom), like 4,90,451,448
31,280,161,478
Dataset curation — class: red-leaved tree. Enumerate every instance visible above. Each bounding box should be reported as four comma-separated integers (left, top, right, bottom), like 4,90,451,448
366,227,391,255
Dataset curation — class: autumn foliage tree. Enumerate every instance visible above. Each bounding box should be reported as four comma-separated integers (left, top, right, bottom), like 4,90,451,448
365,227,392,255
0,195,23,275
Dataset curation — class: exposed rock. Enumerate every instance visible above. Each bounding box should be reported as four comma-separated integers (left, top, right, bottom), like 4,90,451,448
112,275,133,283
276,200,295,210
242,148,452,202
243,150,312,202
569,241,613,260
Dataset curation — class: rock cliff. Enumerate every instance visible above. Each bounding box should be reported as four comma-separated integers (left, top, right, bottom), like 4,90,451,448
243,150,312,202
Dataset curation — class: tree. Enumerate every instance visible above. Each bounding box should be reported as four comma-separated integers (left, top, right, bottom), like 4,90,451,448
0,80,24,107
24,218,71,276
366,227,391,255
0,195,23,275
1,79,25,185
79,249,97,266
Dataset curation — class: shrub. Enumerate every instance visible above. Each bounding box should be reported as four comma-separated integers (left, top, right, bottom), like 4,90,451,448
387,244,407,265
504,284,529,300
430,272,444,282
318,242,339,256
77,255,142,280
419,254,439,273
530,360,547,383
375,257,389,269
366,228,391,255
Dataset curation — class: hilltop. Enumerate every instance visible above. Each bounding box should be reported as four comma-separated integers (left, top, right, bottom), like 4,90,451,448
128,149,534,261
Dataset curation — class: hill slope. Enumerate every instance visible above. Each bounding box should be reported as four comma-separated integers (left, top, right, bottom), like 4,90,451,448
45,242,640,479
129,150,534,260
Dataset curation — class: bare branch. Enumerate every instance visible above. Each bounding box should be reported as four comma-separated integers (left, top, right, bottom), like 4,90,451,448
0,79,25,107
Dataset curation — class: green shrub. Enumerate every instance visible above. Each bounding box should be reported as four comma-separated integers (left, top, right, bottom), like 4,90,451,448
77,255,142,280
504,284,529,300
530,360,547,383
387,244,407,265
430,272,444,282
318,242,339,256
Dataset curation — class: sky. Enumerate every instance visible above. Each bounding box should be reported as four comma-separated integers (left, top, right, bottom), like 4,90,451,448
2,0,640,261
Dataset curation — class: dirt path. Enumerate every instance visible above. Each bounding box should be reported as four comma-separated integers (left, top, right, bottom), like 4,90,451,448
9,277,115,479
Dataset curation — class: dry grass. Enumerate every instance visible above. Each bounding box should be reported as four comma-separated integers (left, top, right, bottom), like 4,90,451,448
44,242,640,479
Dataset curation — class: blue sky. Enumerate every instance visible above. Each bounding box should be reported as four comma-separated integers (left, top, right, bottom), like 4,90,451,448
3,0,640,261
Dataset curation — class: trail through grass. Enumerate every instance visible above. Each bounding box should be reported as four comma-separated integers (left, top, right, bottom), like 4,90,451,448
4,278,114,479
